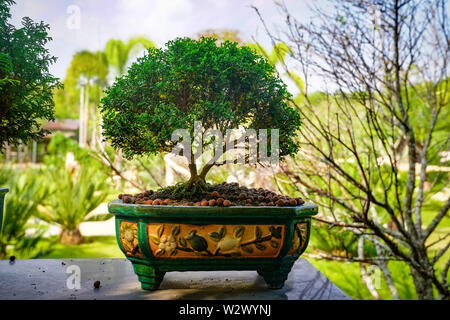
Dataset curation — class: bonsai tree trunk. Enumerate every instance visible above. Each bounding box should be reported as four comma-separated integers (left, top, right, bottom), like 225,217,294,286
177,161,217,196
186,163,208,190
60,227,83,245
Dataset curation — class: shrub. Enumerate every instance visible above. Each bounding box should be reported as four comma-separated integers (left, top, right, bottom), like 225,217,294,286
100,37,301,193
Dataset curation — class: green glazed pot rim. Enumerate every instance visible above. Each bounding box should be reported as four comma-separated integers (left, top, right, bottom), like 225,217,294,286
108,199,318,219
0,187,8,194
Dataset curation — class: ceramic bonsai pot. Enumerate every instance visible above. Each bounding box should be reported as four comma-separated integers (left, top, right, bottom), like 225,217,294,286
108,199,318,290
0,188,8,232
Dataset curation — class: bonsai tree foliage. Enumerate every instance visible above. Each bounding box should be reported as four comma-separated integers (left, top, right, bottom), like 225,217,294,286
100,37,301,192
0,0,61,149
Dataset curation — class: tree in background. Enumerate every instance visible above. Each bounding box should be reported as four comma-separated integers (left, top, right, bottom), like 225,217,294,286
67,50,108,147
254,0,449,299
196,29,244,45
104,36,156,79
246,42,290,69
54,37,155,147
0,0,61,150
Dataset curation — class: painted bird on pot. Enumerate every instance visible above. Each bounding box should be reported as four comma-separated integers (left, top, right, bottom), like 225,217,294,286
186,230,210,254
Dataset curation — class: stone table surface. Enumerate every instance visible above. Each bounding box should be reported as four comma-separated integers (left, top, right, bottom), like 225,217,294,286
0,258,350,300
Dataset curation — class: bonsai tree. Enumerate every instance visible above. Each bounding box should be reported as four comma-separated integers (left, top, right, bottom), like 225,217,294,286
100,37,301,193
0,0,61,149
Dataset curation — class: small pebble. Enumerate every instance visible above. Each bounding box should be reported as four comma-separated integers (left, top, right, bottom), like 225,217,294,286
116,183,305,207
94,280,101,289
211,191,219,197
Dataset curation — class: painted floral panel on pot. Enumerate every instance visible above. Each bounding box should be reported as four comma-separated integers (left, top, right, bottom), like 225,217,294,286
147,223,285,258
119,221,143,257
288,222,309,256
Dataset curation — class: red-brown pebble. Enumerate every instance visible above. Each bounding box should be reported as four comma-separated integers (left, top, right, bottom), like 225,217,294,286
259,202,266,206
223,200,231,207
209,199,217,206
211,191,219,197
289,199,297,206
267,202,274,206
153,199,161,205
217,198,224,206
257,195,265,202
239,193,247,200
194,202,202,207
276,199,285,206
201,200,209,206
163,199,171,205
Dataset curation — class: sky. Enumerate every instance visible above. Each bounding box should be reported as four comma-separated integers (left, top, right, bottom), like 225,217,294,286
9,0,314,90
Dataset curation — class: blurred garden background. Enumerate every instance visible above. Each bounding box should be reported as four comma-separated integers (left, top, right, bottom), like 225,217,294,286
0,0,449,300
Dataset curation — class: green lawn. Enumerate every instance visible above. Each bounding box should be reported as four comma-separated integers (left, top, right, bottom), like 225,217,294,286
37,236,123,259
309,258,417,300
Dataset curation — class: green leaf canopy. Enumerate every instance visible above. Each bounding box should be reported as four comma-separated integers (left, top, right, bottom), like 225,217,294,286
100,37,301,174
0,0,61,148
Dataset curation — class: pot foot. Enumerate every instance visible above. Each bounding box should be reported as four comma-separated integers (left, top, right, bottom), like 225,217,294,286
132,262,165,291
259,260,295,289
